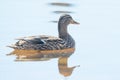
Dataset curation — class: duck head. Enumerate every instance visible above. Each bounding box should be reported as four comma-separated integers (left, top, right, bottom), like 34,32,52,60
59,14,80,25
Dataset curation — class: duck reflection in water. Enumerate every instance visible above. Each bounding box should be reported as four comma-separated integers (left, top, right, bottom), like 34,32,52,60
7,48,80,77
58,57,80,77
8,14,80,77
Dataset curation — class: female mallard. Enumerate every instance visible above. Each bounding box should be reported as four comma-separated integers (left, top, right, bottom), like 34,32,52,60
9,14,79,50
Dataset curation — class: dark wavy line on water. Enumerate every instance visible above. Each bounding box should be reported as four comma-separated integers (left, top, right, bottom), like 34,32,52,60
48,2,74,7
53,11,74,14
50,21,58,23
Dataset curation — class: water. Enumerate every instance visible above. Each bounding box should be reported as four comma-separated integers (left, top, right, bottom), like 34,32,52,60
0,0,120,80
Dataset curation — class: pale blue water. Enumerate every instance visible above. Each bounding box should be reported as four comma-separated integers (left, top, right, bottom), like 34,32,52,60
0,0,120,80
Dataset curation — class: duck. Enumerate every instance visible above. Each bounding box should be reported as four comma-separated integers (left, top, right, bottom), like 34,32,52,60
8,14,79,50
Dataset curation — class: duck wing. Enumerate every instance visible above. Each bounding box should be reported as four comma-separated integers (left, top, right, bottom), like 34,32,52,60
15,35,44,44
16,35,49,40
9,35,66,50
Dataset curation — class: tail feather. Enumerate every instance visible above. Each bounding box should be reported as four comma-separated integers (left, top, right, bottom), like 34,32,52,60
7,44,17,49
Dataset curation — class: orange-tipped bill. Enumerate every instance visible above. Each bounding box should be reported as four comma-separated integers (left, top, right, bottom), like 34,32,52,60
70,20,80,24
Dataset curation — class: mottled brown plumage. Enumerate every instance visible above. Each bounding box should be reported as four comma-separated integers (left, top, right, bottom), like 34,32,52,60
8,14,79,50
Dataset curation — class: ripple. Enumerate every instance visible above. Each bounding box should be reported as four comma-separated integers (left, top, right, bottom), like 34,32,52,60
53,11,74,14
49,2,73,7
50,20,58,23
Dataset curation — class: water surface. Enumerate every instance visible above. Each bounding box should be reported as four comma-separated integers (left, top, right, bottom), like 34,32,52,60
0,0,120,80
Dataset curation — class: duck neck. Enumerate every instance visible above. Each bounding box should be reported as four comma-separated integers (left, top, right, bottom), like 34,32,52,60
58,22,69,39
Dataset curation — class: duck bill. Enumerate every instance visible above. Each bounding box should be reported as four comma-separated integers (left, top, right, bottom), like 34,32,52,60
70,20,80,24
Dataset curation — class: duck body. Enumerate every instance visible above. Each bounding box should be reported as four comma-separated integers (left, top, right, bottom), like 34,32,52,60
10,35,75,50
9,14,79,50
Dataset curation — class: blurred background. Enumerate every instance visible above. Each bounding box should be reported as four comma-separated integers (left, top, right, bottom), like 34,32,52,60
0,0,120,80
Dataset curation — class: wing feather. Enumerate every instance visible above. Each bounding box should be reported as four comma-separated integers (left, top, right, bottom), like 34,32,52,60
9,35,66,50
